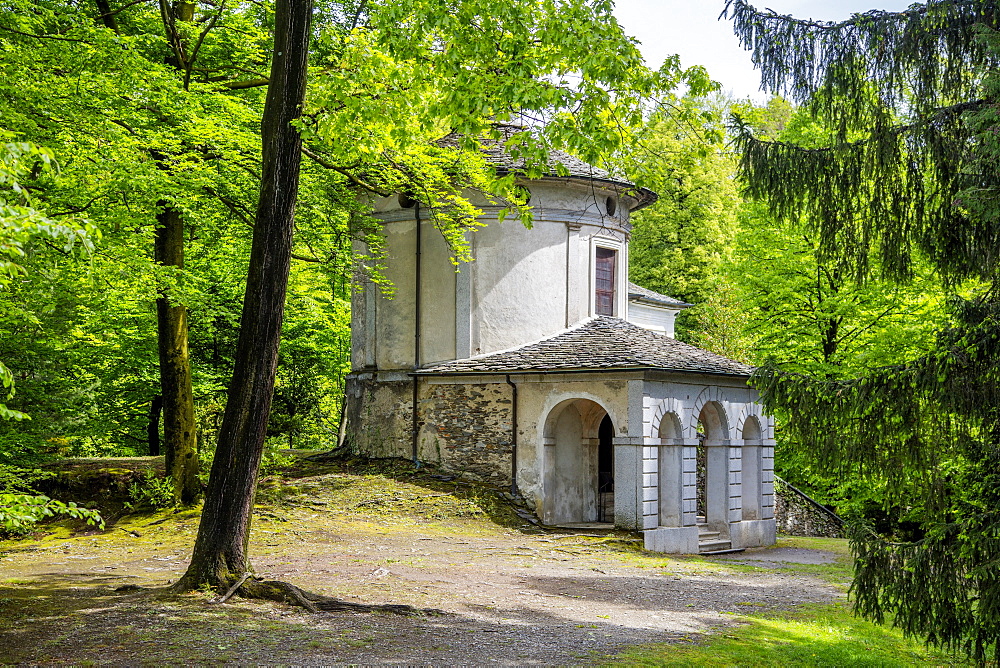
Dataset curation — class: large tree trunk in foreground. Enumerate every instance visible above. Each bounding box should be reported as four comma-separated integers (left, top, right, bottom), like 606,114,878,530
155,205,199,505
174,0,313,591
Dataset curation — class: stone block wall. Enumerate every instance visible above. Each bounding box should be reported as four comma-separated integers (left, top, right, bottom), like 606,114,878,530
418,381,514,486
773,477,844,538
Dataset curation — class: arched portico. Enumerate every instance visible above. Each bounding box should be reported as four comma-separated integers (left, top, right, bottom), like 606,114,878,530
697,400,736,538
740,415,763,520
541,398,614,525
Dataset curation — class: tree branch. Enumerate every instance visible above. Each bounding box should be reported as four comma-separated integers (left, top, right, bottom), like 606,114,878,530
224,77,270,90
96,0,156,20
184,0,226,90
300,145,389,195
0,25,92,43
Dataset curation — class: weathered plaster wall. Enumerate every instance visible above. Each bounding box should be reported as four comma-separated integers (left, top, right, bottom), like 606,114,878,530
358,180,637,373
344,373,413,459
470,216,568,354
512,374,632,522
367,214,459,369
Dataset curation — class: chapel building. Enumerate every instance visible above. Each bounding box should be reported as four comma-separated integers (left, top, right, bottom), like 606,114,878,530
345,136,776,553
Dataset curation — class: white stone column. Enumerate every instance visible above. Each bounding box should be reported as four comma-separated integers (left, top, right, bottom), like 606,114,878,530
644,437,700,554
762,438,775,521
728,443,743,526
582,436,600,522
541,436,556,525
741,440,763,520
363,280,377,368
657,438,700,527
731,439,777,548
565,223,584,326
680,442,698,527
641,439,658,530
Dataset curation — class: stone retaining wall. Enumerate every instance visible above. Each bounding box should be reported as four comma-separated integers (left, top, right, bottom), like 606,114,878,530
773,477,843,538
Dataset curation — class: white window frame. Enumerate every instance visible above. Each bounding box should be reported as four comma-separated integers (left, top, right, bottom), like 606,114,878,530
589,235,628,319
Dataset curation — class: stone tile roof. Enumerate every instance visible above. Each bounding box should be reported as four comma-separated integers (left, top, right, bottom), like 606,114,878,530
418,317,752,377
627,282,691,308
437,127,657,210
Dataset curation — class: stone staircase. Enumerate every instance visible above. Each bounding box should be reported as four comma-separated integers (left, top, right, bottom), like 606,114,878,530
697,520,742,554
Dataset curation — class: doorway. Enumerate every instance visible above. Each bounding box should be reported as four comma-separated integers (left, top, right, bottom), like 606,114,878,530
597,414,614,522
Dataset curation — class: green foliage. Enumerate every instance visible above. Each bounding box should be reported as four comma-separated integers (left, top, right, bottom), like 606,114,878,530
726,1,1000,660
258,442,296,479
625,96,739,342
0,0,338,462
0,493,103,535
0,0,701,469
0,465,53,495
0,136,97,422
125,470,176,511
611,601,965,666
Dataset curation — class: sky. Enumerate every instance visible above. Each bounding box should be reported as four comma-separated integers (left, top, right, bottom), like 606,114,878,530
612,0,916,101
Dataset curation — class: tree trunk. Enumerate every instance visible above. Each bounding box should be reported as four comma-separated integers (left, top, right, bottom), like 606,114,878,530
93,0,119,32
147,394,162,456
174,0,312,590
152,0,200,506
155,204,200,504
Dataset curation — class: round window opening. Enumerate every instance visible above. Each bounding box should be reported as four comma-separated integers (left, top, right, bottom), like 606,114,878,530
398,193,416,209
605,196,618,216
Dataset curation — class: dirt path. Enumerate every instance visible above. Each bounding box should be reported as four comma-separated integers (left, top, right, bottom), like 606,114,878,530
0,463,848,665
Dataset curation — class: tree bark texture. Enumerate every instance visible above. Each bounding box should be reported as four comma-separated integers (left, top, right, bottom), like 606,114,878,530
155,206,200,505
176,0,312,589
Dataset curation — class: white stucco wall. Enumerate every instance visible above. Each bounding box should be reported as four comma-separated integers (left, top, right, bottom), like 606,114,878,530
355,179,639,371
627,301,681,338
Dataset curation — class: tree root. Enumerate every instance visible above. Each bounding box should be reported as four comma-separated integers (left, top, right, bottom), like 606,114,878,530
223,577,437,616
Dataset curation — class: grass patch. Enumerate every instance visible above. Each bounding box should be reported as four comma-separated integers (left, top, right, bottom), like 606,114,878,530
772,535,853,557
609,602,966,667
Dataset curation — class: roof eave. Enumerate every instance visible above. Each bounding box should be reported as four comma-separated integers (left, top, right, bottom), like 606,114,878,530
412,365,752,378
497,169,658,211
628,295,694,309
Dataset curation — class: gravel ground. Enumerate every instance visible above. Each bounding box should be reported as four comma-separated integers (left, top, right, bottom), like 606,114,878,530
0,466,848,665
1,526,846,664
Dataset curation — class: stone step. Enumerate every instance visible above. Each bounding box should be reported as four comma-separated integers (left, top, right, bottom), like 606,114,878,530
698,539,732,553
700,546,745,556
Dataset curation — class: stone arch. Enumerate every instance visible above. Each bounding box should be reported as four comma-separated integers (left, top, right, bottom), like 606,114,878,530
542,394,618,441
690,388,734,536
689,386,733,440
657,411,684,441
736,402,771,440
739,413,764,521
540,397,615,525
650,398,689,440
741,415,762,441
